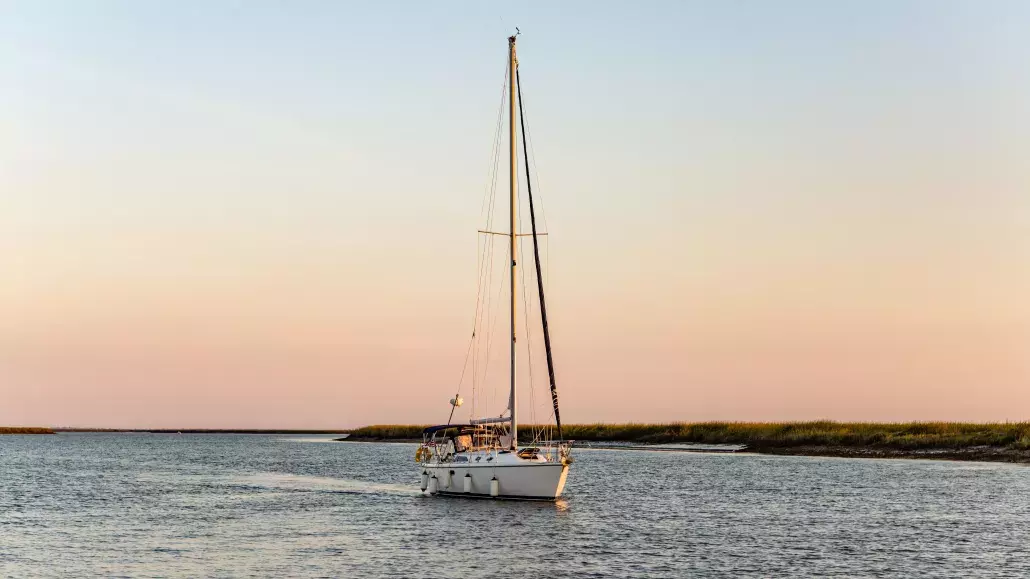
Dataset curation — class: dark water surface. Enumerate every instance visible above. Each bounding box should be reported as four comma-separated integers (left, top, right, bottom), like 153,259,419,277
2,434,1028,577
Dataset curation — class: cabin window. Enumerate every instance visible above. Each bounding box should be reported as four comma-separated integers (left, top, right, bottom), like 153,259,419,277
454,456,468,463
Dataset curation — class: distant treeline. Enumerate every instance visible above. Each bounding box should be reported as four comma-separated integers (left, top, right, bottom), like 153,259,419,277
0,427,55,434
344,421,1030,450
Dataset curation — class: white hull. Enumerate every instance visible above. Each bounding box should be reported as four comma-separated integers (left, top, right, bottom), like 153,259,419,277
421,455,569,500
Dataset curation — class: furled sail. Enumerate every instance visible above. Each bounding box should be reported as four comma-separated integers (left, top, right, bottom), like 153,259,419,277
515,66,562,439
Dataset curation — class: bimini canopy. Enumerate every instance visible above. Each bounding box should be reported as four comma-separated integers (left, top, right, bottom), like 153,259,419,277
423,419,512,435
422,424,465,435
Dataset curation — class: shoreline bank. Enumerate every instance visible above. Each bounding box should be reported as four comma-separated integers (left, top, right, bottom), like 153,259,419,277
341,421,1030,464
51,428,351,434
753,444,1030,463
8,423,1029,463
338,437,1030,463
0,427,55,435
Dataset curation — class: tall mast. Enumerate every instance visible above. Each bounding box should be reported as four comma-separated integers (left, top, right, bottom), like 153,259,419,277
507,34,518,450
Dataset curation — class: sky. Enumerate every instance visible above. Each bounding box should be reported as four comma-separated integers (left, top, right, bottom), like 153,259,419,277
1,1,1028,428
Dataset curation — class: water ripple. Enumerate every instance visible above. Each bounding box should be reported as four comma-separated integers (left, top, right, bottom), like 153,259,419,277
1,434,1028,577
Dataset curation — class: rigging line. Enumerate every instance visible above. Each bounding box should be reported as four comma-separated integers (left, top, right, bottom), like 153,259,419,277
473,62,508,418
518,82,549,238
475,125,503,348
511,68,543,443
479,112,505,359
472,238,479,417
475,73,505,326
480,240,508,416
517,82,554,320
475,181,499,417
516,62,553,401
520,153,545,443
516,141,538,439
522,89,552,303
482,70,506,241
479,66,509,416
520,141,548,443
478,63,509,223
473,60,508,399
516,101,546,444
516,64,562,440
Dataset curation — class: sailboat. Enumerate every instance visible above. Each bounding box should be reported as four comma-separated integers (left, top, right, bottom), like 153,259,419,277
416,34,572,500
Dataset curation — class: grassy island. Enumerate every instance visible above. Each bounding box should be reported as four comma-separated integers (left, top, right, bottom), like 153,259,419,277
51,428,351,434
342,421,1030,463
0,427,55,434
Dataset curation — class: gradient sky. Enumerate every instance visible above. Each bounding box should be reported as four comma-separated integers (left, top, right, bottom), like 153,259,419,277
2,1,1028,428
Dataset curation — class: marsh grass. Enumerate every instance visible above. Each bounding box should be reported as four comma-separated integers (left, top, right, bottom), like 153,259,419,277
346,421,1030,449
346,425,432,439
0,427,55,434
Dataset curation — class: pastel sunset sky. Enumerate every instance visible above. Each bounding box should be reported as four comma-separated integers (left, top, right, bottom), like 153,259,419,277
2,1,1028,428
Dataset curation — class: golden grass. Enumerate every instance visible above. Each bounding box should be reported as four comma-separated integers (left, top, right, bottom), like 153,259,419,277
51,429,352,434
0,427,55,434
345,424,432,439
345,421,1030,449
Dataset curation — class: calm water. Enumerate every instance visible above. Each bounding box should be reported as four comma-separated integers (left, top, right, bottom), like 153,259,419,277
2,434,1029,578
